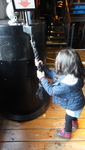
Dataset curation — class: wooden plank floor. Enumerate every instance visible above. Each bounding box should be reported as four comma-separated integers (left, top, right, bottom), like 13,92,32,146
0,48,85,150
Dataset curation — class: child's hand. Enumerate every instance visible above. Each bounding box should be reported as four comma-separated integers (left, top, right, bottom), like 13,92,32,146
35,59,43,67
37,70,45,79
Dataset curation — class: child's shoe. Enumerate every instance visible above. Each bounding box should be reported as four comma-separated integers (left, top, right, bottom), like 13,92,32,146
72,120,78,132
72,120,78,128
55,128,71,139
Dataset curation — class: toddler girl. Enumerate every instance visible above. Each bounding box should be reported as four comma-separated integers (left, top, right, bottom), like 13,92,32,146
35,48,85,139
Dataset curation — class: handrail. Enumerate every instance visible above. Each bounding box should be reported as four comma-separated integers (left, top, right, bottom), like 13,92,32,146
70,23,75,47
64,0,71,23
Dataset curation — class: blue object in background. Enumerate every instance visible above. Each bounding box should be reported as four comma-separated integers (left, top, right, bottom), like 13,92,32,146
72,10,85,14
74,4,85,10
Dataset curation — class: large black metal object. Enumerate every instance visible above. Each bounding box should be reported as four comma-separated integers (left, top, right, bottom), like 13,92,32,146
0,20,50,121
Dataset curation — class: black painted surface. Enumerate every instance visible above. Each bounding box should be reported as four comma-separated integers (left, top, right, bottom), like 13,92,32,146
0,20,49,121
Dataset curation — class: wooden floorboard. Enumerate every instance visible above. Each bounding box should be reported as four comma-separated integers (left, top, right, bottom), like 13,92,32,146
1,141,85,150
0,48,85,150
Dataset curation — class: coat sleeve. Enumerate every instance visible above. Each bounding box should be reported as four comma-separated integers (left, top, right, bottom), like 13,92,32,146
43,65,54,79
40,77,70,96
